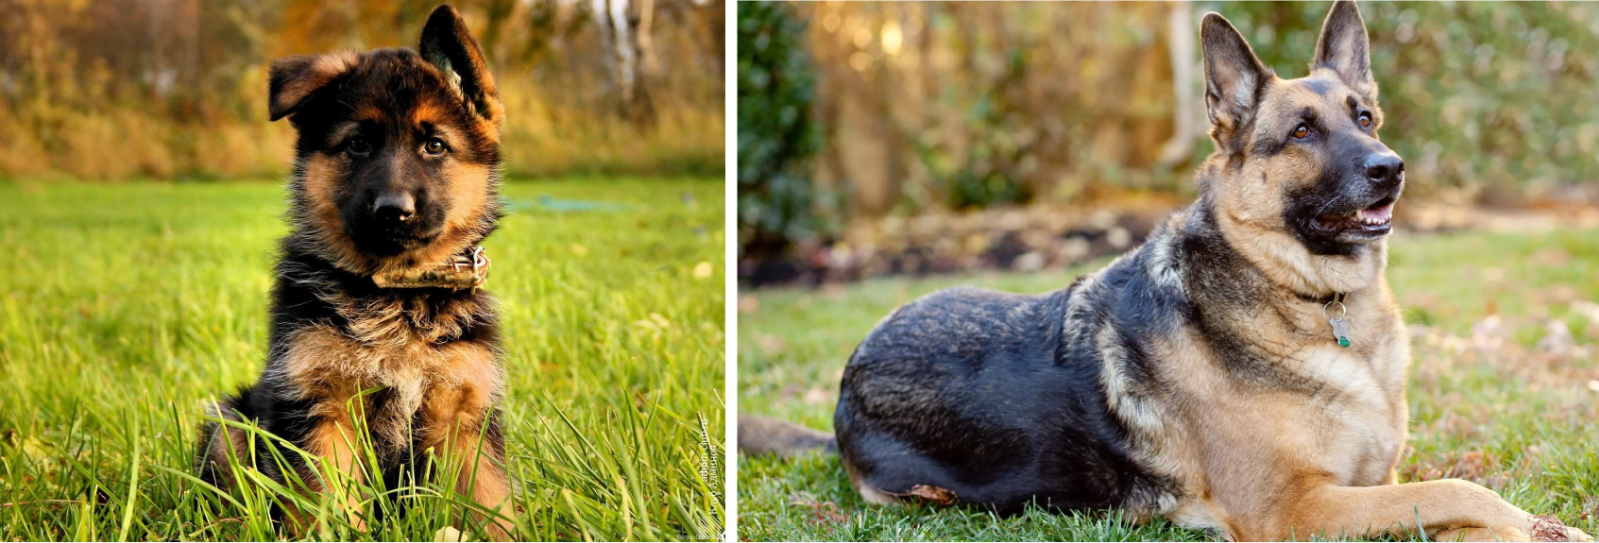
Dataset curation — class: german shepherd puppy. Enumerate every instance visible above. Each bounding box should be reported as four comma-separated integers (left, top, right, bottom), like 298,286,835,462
195,5,514,538
741,3,1591,541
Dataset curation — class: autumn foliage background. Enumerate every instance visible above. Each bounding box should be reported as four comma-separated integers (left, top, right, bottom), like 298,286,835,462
0,0,725,180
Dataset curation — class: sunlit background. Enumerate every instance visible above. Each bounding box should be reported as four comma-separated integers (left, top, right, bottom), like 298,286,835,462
0,0,725,179
738,1,1599,285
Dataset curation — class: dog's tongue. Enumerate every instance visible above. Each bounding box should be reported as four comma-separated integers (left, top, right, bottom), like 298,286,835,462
1358,202,1395,222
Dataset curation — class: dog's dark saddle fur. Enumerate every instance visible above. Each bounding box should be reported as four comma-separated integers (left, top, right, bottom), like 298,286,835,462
834,209,1216,515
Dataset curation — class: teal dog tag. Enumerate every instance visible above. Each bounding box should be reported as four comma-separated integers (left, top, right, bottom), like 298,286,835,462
1329,317,1351,347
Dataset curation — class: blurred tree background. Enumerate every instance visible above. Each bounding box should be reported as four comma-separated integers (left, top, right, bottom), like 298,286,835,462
0,0,725,180
737,1,827,260
737,1,1599,280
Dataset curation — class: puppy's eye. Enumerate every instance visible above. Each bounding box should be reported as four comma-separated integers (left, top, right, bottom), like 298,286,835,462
423,137,448,156
1358,112,1372,128
347,137,371,156
1292,124,1310,139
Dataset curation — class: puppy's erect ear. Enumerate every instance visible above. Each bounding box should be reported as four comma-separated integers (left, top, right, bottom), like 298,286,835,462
1313,1,1376,100
420,4,503,128
1202,13,1272,136
268,52,360,122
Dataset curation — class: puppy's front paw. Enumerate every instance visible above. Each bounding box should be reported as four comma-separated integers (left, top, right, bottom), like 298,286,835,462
1432,525,1531,542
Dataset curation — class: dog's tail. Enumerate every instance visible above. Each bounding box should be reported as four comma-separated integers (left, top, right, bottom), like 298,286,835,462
738,415,836,458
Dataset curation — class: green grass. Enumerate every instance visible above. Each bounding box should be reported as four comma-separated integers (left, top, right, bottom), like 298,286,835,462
0,178,725,541
738,228,1599,541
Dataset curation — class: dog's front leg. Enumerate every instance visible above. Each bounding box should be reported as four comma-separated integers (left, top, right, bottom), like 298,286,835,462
287,409,370,535
424,400,515,541
443,418,515,542
1261,479,1591,542
278,327,374,535
422,344,516,541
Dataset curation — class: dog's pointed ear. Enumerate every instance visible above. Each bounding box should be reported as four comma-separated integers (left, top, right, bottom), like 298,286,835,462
1202,13,1271,134
420,4,503,128
1313,1,1375,100
269,52,359,122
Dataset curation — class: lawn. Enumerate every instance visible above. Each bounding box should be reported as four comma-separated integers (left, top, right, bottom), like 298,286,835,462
0,178,725,541
738,227,1599,541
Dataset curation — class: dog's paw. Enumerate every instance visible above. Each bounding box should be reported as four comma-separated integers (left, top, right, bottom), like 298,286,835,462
1432,525,1532,542
1528,516,1592,542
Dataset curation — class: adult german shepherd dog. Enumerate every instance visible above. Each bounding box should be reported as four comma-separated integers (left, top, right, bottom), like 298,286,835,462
195,5,514,538
741,3,1590,541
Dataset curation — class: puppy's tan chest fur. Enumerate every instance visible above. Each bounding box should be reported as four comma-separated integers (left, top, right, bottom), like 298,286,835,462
275,324,501,448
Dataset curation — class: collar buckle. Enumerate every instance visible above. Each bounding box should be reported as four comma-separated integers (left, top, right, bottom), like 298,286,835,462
371,246,490,291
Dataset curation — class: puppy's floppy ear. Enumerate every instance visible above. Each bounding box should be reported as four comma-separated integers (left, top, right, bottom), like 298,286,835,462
420,4,503,127
268,52,360,122
1202,13,1272,135
1312,1,1376,100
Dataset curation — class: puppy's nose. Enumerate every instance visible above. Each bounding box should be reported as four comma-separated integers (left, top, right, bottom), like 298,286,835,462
1365,153,1404,189
373,192,416,222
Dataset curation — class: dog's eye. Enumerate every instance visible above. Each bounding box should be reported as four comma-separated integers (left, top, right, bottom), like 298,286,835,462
1358,112,1372,129
423,138,448,156
347,137,371,156
1292,124,1310,139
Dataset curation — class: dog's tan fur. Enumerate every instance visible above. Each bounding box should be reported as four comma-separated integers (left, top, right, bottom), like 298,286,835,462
1063,5,1584,540
263,321,510,536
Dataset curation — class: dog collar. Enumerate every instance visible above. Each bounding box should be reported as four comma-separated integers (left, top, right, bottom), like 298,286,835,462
371,245,490,291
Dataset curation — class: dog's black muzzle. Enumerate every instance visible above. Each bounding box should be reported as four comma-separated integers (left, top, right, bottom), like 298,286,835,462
1290,136,1405,254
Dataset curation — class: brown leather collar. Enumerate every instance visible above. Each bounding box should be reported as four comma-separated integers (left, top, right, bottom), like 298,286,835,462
371,246,490,291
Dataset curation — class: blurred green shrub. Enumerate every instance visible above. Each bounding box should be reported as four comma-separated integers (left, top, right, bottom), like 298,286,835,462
737,1,828,258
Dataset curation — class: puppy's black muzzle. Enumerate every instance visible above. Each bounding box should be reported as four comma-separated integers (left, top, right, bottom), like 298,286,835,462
346,186,445,255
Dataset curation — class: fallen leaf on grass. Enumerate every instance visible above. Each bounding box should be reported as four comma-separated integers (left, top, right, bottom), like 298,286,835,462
1571,301,1599,323
1451,450,1494,481
787,493,847,526
883,484,958,506
1406,450,1499,485
753,333,785,355
802,388,831,405
1471,315,1504,351
908,484,958,505
1530,248,1571,268
1537,320,1576,355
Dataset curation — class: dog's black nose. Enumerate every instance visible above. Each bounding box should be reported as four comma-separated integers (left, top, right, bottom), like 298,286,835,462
373,192,416,222
1365,153,1404,188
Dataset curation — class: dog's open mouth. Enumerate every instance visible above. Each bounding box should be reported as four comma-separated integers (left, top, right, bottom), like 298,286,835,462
1313,196,1396,238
